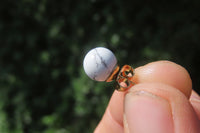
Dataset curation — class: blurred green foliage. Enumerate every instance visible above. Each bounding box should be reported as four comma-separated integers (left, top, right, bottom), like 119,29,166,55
0,0,200,132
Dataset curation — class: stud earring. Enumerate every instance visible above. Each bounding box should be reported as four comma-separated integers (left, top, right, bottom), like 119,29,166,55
83,47,135,91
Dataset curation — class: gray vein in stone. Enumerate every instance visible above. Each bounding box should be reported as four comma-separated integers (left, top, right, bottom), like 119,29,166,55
94,51,99,69
95,49,108,69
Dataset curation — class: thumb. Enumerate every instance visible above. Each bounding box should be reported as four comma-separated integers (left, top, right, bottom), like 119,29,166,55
124,83,200,133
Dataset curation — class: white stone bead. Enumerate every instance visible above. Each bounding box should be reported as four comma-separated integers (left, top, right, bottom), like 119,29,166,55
83,47,117,81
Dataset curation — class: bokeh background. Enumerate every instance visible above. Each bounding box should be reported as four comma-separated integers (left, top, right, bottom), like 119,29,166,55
0,0,200,133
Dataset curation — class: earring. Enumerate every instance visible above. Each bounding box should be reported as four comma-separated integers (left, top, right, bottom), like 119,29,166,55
83,47,135,91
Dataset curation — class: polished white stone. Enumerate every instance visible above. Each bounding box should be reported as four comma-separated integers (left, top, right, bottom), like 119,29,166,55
83,47,117,81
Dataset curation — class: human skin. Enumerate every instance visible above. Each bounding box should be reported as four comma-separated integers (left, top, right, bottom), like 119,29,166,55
94,61,200,133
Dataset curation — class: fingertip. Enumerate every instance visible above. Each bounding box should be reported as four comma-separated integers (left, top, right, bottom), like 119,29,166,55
124,87,174,133
125,83,200,133
134,60,192,98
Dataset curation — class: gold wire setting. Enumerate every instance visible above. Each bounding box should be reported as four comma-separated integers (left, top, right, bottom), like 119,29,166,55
106,65,135,91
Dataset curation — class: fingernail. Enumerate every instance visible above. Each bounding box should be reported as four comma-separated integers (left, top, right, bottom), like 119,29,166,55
124,91,174,133
190,91,200,102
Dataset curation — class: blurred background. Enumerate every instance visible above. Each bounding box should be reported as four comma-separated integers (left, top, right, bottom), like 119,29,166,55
0,0,200,132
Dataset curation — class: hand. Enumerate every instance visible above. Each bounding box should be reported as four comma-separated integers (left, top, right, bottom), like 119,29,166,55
94,61,200,133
